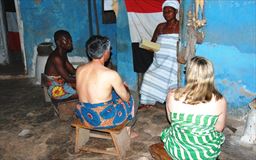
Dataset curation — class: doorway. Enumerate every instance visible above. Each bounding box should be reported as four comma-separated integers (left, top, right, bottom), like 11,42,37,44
0,0,24,75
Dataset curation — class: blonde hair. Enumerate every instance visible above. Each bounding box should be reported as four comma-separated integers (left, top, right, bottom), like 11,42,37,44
174,56,222,105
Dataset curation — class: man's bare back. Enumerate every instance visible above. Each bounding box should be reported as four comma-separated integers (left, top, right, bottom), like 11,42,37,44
76,62,116,103
76,35,130,104
75,35,137,136
76,61,130,104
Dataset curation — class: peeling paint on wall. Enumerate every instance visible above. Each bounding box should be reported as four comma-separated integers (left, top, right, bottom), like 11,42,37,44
181,0,256,116
16,0,88,76
31,45,38,77
240,87,256,98
181,0,256,115
15,0,26,73
197,42,256,112
0,2,9,65
116,0,137,91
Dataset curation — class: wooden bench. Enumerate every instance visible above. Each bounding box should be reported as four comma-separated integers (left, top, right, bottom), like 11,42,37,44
41,73,78,121
71,119,131,159
149,142,172,160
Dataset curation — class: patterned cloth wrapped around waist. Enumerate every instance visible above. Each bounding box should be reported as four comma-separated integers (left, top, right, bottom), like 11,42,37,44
161,112,225,160
75,91,134,129
45,75,77,100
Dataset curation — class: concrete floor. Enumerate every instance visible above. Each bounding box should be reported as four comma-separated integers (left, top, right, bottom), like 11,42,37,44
0,77,255,160
0,63,24,76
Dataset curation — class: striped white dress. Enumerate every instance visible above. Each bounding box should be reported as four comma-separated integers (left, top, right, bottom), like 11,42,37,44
140,34,178,105
161,112,225,160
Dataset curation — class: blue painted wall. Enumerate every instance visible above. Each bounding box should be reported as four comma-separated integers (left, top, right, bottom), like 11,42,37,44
18,0,117,75
91,0,117,66
116,0,137,91
182,0,256,115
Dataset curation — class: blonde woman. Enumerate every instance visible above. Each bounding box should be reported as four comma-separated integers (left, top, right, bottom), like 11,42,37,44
161,56,227,160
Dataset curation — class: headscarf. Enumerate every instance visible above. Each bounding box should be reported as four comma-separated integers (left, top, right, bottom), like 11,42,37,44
162,0,180,20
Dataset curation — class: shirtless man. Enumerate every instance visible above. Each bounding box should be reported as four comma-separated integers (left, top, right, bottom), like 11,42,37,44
44,30,77,100
75,35,135,131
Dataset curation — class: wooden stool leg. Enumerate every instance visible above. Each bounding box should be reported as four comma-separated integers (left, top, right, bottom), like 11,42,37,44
149,142,172,160
43,87,51,102
75,126,90,153
111,127,131,159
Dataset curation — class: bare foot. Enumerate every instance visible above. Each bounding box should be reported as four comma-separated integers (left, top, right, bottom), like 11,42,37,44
126,127,139,139
139,104,153,110
130,130,139,139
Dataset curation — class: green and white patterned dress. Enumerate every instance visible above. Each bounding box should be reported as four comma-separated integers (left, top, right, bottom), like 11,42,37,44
161,112,225,160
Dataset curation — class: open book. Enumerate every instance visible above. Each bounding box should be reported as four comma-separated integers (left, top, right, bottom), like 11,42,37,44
139,39,160,52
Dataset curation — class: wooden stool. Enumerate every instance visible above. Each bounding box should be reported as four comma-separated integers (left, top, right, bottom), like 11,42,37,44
149,142,172,160
41,73,52,102
71,119,130,159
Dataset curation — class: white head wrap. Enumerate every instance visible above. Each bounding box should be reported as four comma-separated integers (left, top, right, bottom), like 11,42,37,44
162,0,180,20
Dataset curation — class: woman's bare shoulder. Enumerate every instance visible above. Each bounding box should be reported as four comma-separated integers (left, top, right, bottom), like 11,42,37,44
216,96,227,107
156,22,166,30
215,96,227,104
167,89,177,101
211,96,227,114
168,88,176,94
158,22,167,26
